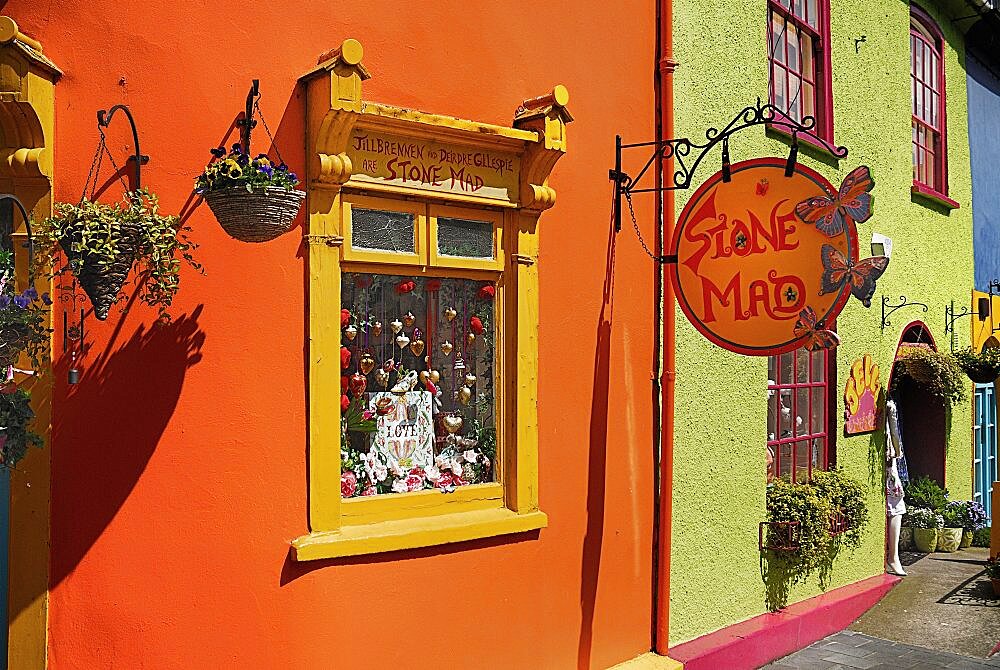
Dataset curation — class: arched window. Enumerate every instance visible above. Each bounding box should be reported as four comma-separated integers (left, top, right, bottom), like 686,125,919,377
767,0,833,140
911,6,948,195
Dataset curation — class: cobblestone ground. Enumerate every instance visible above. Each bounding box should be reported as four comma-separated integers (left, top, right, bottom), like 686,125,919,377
765,547,999,669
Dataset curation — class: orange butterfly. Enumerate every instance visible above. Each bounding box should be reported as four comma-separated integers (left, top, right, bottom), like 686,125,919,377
793,306,840,352
795,166,875,237
819,245,889,308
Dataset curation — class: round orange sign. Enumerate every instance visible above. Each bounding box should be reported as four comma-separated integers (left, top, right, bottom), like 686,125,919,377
670,158,859,356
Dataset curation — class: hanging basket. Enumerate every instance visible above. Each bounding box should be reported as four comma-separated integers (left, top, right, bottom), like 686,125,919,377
59,223,141,321
203,186,305,243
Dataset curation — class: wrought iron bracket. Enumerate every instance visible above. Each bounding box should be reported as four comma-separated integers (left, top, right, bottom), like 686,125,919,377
0,194,34,271
609,98,848,236
237,79,260,156
96,105,149,189
944,300,973,334
881,295,928,332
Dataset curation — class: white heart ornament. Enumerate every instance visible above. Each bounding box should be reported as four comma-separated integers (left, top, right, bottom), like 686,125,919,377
396,334,410,349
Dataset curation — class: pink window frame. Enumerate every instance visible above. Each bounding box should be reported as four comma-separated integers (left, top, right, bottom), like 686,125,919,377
767,347,835,484
766,0,835,143
910,4,949,197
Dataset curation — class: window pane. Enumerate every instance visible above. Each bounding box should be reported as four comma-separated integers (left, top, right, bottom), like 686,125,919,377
351,208,415,253
770,13,785,63
810,349,825,381
779,388,793,438
773,66,787,110
787,28,800,71
340,272,497,498
796,387,809,436
780,352,793,388
779,443,793,479
802,82,815,119
801,37,814,80
806,0,818,29
795,441,810,482
437,217,494,259
810,386,826,434
796,349,808,383
768,389,780,442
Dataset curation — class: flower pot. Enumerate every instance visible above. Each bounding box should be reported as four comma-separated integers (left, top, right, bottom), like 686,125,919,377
59,223,141,321
913,527,938,553
964,368,998,384
991,578,1000,598
960,529,974,549
204,186,305,243
899,526,915,551
937,527,962,552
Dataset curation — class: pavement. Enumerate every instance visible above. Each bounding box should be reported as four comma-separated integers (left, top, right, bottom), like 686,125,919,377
764,546,1000,669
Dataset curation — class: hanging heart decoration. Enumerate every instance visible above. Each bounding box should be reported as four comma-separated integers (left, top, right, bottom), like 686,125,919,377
344,324,358,341
383,359,396,372
372,321,383,338
445,307,457,322
341,346,352,370
374,396,394,415
442,413,464,434
441,340,454,356
396,334,410,349
466,332,476,346
419,370,430,384
458,386,473,405
375,368,390,388
430,370,441,383
403,311,416,328
349,373,367,396
390,319,404,334
465,373,477,387
360,352,376,375
410,338,425,357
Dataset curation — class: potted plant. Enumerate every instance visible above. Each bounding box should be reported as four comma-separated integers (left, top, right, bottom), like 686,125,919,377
899,521,915,552
986,557,1000,598
904,476,949,513
953,347,1000,384
195,145,304,243
34,189,200,321
956,500,987,548
938,502,964,552
0,387,43,468
0,250,50,372
893,348,967,406
908,507,943,552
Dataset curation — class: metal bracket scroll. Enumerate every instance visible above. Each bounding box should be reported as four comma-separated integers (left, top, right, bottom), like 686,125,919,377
96,105,150,189
881,295,928,332
237,79,260,156
988,280,1000,334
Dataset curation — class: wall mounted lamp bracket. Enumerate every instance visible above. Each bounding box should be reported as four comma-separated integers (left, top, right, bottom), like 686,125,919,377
609,98,848,241
881,294,928,332
96,104,149,189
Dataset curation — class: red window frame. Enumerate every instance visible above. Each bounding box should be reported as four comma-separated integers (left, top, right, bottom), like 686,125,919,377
767,0,834,143
767,347,835,483
910,5,948,196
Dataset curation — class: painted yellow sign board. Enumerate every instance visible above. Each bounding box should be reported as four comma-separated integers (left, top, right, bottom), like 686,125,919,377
347,130,520,202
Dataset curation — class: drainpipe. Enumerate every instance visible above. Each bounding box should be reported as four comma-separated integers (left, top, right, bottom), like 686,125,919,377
653,0,678,656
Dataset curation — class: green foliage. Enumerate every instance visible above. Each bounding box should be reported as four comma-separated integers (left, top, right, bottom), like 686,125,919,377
0,250,50,371
972,526,992,547
985,557,1000,579
906,507,944,529
904,475,949,512
892,348,967,406
34,189,201,322
195,145,298,193
952,346,1000,382
0,389,42,468
762,469,870,611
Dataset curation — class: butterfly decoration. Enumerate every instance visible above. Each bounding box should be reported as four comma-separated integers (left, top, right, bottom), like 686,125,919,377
794,166,875,237
818,244,889,308
793,306,841,352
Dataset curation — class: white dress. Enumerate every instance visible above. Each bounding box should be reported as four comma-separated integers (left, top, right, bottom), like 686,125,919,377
885,400,906,517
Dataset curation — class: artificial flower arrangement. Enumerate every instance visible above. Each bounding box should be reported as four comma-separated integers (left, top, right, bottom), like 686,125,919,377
0,250,50,371
195,144,304,243
34,189,200,322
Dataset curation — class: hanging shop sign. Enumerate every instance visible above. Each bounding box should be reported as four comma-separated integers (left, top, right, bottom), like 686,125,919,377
669,158,887,356
844,354,882,434
347,129,520,202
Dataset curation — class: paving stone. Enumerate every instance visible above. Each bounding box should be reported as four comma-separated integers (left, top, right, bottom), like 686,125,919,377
818,652,881,669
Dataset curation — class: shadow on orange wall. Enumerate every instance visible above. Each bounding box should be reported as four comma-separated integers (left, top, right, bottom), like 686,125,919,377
42,305,205,611
578,203,618,669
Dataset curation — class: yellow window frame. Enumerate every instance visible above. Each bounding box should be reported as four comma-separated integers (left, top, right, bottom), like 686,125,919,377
295,192,545,560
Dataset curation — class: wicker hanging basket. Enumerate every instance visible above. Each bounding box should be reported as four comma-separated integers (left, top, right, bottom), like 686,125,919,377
204,186,305,243
59,223,141,321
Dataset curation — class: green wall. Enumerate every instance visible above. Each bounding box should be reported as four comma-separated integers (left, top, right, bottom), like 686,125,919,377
669,0,975,645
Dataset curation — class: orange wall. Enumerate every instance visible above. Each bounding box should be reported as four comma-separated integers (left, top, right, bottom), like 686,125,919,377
10,3,657,668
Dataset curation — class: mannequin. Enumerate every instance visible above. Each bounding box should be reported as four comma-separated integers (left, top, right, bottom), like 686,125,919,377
885,397,907,576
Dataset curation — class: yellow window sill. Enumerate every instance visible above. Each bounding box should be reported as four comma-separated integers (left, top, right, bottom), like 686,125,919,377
291,507,547,560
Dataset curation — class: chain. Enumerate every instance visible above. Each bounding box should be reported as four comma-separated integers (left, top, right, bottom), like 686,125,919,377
625,191,661,261
81,132,105,202
254,99,286,167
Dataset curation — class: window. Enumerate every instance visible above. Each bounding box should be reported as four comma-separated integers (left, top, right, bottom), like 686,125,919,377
910,7,947,195
767,347,833,482
767,0,832,140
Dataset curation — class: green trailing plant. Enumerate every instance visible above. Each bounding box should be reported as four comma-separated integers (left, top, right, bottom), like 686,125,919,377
892,348,967,406
0,389,42,468
811,468,869,549
907,507,944,529
952,346,1000,383
972,527,991,548
985,557,1000,579
904,475,949,512
33,189,201,322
